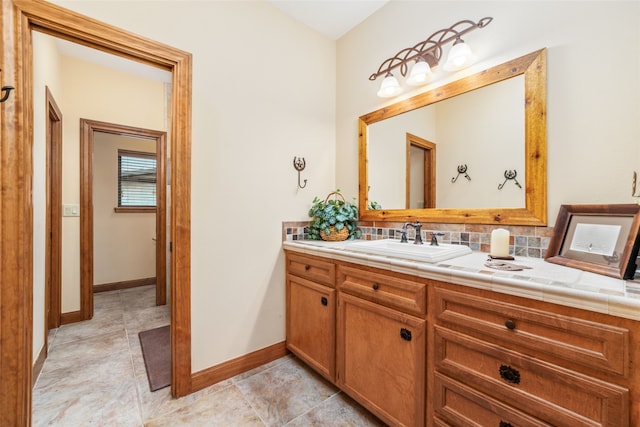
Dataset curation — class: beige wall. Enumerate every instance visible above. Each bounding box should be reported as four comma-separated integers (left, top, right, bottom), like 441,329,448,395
93,133,156,285
32,33,63,363
338,1,640,223
51,0,337,372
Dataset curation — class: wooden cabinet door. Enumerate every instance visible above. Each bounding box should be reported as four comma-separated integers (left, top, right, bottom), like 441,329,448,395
337,292,425,427
286,275,336,382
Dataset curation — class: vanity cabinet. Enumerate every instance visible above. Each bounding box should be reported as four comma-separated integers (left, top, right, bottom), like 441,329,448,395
285,253,336,382
337,266,426,426
284,248,640,427
431,285,631,427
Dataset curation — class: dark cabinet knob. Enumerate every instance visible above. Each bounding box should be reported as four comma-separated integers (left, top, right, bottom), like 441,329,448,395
505,319,516,330
372,282,379,290
499,365,521,384
400,328,412,341
321,297,328,306
499,422,513,427
304,264,311,271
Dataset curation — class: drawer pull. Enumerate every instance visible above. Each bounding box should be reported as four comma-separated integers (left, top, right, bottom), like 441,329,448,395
504,319,516,330
321,297,328,306
372,282,379,290
499,365,520,384
499,422,513,427
400,328,412,341
304,264,311,271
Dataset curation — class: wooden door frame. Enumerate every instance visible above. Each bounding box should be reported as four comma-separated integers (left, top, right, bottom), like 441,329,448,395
45,87,62,334
1,1,192,424
80,119,167,316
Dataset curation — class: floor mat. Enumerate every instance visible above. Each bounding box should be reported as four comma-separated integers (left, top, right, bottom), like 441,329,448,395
138,325,170,391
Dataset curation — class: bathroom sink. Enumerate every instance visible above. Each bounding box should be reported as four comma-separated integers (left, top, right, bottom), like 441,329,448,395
346,239,471,263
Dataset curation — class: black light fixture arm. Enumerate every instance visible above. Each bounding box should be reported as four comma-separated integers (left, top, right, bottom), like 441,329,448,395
369,17,493,81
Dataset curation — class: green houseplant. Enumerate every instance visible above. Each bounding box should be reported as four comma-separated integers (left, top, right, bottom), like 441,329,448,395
307,190,361,241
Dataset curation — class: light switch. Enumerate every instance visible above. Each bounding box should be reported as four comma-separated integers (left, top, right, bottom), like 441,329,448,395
63,204,80,217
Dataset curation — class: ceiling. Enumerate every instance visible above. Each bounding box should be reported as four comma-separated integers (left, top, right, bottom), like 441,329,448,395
267,0,389,40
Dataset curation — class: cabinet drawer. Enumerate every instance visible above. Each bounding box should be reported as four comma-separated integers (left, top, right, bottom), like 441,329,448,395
434,373,553,427
433,287,629,376
435,326,629,427
338,265,426,316
286,252,335,287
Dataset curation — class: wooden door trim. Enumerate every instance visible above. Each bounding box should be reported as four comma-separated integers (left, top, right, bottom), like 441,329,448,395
80,119,167,316
1,1,193,424
45,87,62,334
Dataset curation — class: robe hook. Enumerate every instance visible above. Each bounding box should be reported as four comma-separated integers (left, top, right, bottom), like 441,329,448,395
0,86,15,103
451,164,471,183
293,156,307,189
498,169,522,189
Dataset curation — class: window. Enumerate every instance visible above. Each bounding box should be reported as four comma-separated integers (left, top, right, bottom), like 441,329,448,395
116,149,156,212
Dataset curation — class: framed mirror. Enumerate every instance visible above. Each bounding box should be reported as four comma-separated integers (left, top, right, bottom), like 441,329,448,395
358,49,547,225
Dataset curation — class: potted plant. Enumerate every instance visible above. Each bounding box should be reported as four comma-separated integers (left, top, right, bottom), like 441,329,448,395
307,190,361,241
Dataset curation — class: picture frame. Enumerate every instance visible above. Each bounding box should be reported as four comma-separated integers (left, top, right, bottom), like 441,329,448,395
545,204,640,279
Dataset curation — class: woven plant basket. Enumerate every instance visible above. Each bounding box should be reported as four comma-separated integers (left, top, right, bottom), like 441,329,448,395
320,226,349,241
319,191,350,241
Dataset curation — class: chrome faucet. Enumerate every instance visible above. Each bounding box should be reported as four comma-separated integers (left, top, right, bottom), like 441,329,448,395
402,221,423,244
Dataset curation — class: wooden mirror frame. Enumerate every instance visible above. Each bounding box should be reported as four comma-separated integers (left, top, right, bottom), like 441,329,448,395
358,49,547,226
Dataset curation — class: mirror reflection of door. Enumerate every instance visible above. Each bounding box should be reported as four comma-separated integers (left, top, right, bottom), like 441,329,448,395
406,133,436,209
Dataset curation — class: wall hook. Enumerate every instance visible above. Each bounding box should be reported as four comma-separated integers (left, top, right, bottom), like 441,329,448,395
633,171,640,197
293,156,307,189
0,86,15,103
451,164,471,183
498,169,522,189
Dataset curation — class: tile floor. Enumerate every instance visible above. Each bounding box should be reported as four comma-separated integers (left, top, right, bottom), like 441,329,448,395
32,285,385,426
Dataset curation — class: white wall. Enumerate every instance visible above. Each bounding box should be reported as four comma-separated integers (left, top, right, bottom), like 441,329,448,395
51,0,337,372
338,1,640,223
93,133,156,285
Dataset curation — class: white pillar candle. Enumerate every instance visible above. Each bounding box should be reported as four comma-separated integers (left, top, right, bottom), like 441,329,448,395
490,228,510,257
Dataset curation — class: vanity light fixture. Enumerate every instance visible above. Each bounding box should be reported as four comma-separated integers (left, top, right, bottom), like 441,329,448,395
370,17,492,98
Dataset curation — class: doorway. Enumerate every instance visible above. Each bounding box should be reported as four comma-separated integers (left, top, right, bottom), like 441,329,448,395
406,133,436,209
80,119,167,320
0,1,193,423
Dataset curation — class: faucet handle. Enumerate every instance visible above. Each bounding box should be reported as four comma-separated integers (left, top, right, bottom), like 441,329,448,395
430,232,444,246
400,229,408,243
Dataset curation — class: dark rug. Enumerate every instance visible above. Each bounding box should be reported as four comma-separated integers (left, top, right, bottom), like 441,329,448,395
139,325,170,391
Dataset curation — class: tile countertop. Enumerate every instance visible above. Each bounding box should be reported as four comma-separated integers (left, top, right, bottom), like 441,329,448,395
283,240,640,322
